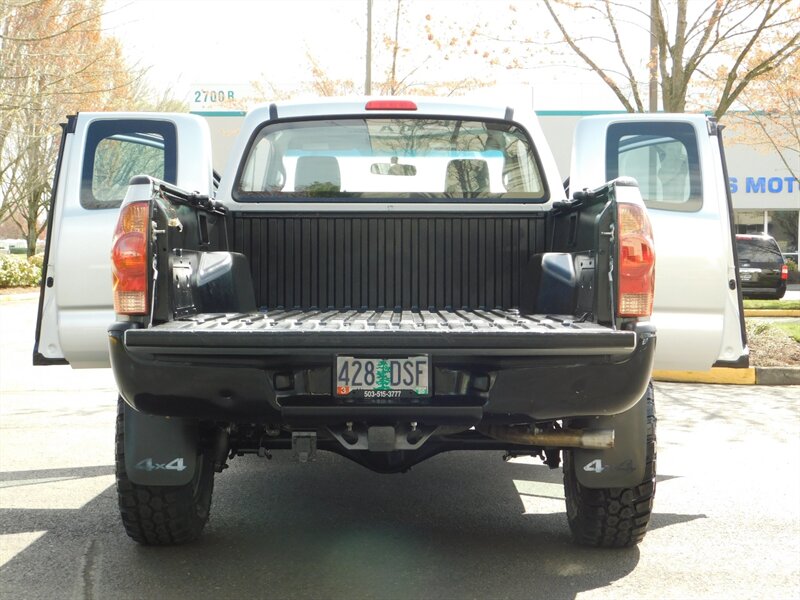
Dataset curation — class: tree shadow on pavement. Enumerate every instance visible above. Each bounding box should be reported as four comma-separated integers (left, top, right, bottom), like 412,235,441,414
0,452,704,600
0,465,114,485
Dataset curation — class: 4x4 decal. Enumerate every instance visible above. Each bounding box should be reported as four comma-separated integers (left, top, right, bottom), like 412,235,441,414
583,459,636,474
134,458,187,472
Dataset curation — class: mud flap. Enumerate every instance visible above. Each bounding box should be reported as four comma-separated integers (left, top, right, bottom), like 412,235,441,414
570,391,647,488
123,402,198,486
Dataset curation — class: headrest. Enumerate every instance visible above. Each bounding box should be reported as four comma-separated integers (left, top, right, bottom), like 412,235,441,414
295,156,341,192
445,159,489,195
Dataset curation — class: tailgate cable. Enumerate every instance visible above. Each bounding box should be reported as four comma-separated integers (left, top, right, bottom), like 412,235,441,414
604,223,617,330
149,217,162,328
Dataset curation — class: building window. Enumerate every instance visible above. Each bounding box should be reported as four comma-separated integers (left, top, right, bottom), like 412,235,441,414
768,210,799,261
734,210,766,234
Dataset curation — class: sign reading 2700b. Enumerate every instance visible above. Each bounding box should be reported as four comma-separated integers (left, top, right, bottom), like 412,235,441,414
190,83,246,111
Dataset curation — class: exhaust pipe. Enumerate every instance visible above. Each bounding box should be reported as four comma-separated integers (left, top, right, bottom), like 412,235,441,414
211,427,230,472
477,425,614,449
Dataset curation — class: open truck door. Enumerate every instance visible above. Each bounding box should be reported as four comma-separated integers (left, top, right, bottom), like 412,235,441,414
34,113,214,368
569,114,747,371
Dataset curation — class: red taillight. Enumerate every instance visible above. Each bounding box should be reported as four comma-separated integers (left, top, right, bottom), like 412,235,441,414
781,264,789,280
111,201,150,315
617,201,655,318
365,99,417,111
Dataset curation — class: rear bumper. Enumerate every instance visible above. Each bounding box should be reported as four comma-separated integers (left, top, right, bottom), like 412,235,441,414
109,315,656,423
741,281,786,297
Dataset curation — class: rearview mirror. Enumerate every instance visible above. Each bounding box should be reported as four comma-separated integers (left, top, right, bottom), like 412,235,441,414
370,161,417,176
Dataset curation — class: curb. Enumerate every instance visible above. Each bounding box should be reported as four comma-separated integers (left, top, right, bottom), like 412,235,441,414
744,309,800,317
755,367,800,386
653,367,800,386
653,368,755,385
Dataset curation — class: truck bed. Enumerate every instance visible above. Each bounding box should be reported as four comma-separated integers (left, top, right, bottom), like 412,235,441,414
124,308,635,356
231,213,547,312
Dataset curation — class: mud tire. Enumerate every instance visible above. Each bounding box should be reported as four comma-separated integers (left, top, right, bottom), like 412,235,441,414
114,398,214,545
563,383,656,548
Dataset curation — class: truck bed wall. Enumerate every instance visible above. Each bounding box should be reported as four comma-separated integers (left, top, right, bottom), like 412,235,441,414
230,213,548,312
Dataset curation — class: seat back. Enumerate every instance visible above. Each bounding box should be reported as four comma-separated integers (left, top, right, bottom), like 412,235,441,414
295,156,341,192
445,159,489,196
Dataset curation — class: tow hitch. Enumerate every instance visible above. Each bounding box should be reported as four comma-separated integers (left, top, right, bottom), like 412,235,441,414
292,432,317,462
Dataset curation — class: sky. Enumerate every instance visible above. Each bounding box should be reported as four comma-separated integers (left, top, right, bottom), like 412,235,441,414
102,0,629,112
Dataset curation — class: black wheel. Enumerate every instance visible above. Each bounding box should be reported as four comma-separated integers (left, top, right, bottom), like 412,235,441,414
563,383,656,548
115,398,214,545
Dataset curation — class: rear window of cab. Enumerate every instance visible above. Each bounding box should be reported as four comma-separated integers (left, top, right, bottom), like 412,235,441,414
233,117,548,202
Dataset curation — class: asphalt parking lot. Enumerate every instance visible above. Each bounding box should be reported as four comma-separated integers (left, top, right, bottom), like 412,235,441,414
1,298,798,600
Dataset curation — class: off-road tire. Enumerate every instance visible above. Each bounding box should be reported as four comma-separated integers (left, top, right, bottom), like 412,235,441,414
115,398,214,545
563,383,656,548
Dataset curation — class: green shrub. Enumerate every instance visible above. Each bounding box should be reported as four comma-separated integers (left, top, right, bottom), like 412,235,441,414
27,253,44,269
0,254,42,288
775,322,800,343
786,258,797,272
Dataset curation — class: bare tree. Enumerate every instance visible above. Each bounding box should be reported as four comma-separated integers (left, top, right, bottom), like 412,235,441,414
726,33,799,180
0,0,146,255
379,0,409,95
374,0,491,97
436,1,799,117
244,1,492,104
542,0,799,117
307,52,359,97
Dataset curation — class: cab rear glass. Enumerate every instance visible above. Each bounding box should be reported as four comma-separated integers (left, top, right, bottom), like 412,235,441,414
233,117,548,203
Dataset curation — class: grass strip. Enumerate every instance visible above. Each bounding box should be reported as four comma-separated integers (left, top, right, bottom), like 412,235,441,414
743,299,800,310
773,322,800,343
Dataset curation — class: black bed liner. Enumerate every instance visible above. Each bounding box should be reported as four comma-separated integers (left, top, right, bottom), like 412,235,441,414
124,309,636,355
232,213,547,312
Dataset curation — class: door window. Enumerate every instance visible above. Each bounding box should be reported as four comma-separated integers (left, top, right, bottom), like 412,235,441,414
80,120,177,209
606,122,702,212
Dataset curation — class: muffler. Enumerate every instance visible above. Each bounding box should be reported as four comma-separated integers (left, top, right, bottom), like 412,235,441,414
477,424,614,449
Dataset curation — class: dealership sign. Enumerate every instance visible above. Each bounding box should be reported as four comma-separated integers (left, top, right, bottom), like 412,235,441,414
730,177,799,194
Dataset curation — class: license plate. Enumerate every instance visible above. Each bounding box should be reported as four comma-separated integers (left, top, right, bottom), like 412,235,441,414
335,356,429,398
740,272,754,282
